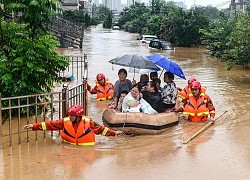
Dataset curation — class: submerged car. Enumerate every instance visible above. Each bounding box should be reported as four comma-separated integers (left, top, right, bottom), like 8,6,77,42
138,35,158,44
112,26,120,30
148,39,174,50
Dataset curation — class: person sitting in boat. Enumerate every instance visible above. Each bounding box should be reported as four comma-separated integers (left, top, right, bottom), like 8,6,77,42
112,68,133,109
161,72,177,110
87,73,114,101
178,77,207,102
122,83,142,112
117,90,128,112
142,81,165,113
176,81,215,122
138,74,149,92
150,72,158,81
153,78,162,94
24,105,122,145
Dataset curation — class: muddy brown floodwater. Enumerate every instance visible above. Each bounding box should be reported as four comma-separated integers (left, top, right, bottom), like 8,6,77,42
1,24,250,180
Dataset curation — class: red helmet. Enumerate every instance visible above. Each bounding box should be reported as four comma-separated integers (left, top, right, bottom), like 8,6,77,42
67,105,84,116
191,81,201,90
96,73,105,81
188,77,197,84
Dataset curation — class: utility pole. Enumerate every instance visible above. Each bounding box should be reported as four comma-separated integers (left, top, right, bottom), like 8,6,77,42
230,0,235,18
152,0,154,14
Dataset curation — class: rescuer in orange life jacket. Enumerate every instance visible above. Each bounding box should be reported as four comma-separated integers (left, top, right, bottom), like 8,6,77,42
175,81,215,123
87,73,114,101
177,77,207,102
24,105,122,146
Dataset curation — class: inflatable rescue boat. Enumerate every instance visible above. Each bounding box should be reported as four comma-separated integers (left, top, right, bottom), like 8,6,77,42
102,108,178,135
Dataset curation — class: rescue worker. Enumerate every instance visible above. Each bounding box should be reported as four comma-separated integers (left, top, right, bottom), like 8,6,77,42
176,81,215,122
87,73,114,101
178,77,206,102
24,105,122,145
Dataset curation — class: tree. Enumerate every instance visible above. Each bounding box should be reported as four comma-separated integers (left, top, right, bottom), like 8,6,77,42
143,14,165,36
96,5,112,22
225,12,250,68
85,13,91,27
196,6,220,20
200,13,235,58
161,8,210,46
118,3,150,33
0,0,69,99
103,13,112,28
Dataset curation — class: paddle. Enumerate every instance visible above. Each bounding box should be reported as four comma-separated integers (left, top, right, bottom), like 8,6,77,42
183,111,228,144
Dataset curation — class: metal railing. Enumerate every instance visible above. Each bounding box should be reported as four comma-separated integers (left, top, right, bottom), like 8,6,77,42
0,54,88,147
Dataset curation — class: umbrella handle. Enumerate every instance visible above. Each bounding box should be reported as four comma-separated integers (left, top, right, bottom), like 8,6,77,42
133,67,135,80
159,69,164,78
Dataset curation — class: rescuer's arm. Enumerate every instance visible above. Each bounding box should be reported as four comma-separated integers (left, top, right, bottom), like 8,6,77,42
89,119,122,136
206,95,215,118
24,119,65,131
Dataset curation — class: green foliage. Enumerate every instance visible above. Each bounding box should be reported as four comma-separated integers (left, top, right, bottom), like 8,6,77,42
85,13,91,27
225,12,250,67
62,10,94,28
200,14,235,58
97,5,113,22
0,0,70,100
142,14,165,36
118,3,150,33
103,13,112,28
63,10,85,24
195,6,221,20
200,11,249,68
4,0,59,39
161,9,210,46
0,20,69,97
90,17,100,26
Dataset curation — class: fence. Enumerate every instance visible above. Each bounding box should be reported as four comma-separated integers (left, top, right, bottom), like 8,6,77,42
0,55,88,147
47,16,84,48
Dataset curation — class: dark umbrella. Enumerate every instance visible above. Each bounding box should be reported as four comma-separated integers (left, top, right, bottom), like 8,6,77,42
147,54,186,80
109,54,160,79
109,54,159,70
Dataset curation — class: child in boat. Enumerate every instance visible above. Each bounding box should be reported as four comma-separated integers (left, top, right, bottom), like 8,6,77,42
153,78,162,94
150,72,158,81
117,90,128,112
138,74,149,92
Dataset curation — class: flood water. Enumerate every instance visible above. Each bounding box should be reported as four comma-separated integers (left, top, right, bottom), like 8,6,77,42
1,25,250,179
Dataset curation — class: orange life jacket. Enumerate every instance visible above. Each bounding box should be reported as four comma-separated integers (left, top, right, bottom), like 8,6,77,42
183,94,210,122
60,117,95,145
95,79,114,101
178,86,207,100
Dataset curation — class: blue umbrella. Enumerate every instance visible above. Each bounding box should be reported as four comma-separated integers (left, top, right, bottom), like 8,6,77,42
147,54,186,80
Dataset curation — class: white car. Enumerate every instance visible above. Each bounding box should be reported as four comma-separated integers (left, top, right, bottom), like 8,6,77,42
112,26,120,30
138,35,158,44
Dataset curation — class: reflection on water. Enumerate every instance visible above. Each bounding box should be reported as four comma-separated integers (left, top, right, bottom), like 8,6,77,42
1,24,250,179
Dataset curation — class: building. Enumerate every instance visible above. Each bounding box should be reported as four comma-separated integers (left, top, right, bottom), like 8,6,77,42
61,0,81,10
231,0,250,12
101,0,122,12
92,0,99,6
